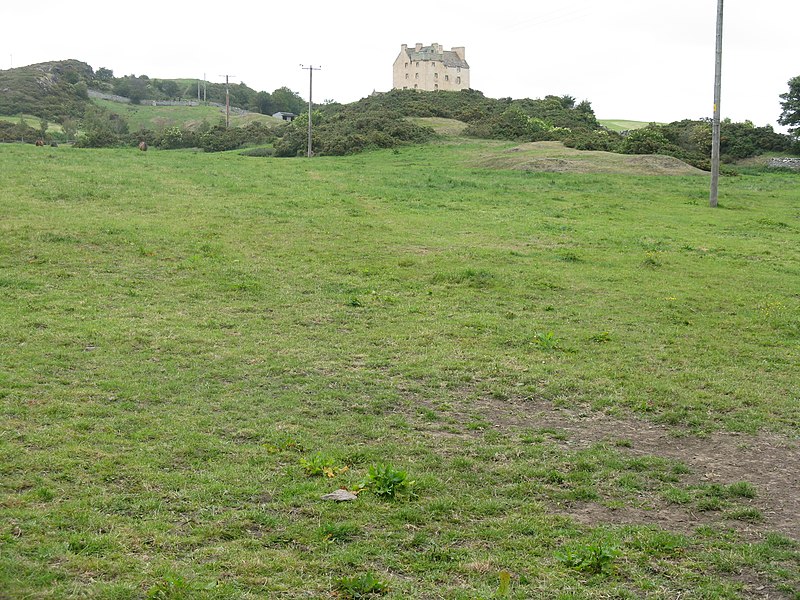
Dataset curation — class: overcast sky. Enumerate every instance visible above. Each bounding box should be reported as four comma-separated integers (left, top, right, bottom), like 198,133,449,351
3,1,798,129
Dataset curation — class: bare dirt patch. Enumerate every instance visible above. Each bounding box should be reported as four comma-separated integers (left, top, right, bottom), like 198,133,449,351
419,396,800,540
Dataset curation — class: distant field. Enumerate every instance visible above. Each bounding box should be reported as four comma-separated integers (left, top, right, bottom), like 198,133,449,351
600,119,662,132
407,116,468,136
92,98,282,130
1,140,798,598
0,114,63,133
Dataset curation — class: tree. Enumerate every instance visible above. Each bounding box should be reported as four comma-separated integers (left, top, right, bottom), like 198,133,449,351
779,75,800,136
158,80,179,98
38,117,48,140
271,87,305,114
61,117,77,142
252,91,274,115
96,67,114,81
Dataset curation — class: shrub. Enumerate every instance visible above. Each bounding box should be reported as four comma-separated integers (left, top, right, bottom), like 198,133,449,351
274,110,433,157
621,126,674,155
158,126,184,149
564,129,622,152
0,120,40,143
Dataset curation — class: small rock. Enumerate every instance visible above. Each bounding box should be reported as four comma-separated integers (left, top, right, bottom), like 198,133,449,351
321,489,358,502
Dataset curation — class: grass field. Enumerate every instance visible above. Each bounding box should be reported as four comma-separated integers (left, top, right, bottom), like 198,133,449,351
0,114,64,133
599,120,662,132
1,140,798,599
92,99,282,131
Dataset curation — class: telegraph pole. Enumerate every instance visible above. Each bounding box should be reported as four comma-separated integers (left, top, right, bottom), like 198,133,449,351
220,74,236,128
709,0,724,208
300,64,321,157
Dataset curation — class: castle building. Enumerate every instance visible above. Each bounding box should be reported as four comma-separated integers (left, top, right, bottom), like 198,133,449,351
392,43,470,92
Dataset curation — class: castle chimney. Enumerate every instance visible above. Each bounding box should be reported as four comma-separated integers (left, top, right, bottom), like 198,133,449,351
452,46,466,60
415,43,423,52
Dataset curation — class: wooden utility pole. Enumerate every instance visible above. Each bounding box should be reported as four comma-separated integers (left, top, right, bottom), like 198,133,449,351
300,65,321,157
220,74,236,128
710,0,724,208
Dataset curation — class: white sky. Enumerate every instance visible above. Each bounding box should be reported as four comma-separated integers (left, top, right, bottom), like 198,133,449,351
3,1,798,129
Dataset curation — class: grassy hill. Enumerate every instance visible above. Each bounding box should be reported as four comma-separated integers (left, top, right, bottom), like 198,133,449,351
407,116,469,136
1,139,798,598
0,60,94,119
0,114,63,133
600,119,663,132
92,98,282,131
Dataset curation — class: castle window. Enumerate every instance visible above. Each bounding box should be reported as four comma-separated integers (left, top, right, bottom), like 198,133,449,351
434,84,439,90
405,62,408,68
445,75,449,82
456,77,461,84
434,72,438,79
432,62,436,67
414,84,418,89
416,62,420,67
457,67,461,73
415,73,419,79
405,73,409,79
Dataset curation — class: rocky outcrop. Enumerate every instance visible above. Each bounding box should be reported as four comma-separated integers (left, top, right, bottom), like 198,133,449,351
768,157,800,170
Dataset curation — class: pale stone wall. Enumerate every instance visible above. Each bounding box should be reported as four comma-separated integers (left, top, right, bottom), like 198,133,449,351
392,43,470,92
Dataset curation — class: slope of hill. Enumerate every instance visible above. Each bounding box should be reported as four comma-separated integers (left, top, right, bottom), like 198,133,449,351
0,60,94,119
600,119,662,132
92,99,282,131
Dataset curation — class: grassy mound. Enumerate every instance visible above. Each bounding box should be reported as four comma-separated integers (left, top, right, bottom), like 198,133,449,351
473,140,704,175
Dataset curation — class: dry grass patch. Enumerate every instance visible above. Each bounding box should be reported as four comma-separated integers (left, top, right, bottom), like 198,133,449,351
473,141,704,175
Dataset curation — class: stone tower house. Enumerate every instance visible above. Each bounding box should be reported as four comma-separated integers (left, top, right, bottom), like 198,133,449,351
393,43,470,92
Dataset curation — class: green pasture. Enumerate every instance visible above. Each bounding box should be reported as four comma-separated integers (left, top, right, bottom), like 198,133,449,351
407,116,469,136
0,140,798,598
0,114,63,133
600,120,661,132
92,99,282,131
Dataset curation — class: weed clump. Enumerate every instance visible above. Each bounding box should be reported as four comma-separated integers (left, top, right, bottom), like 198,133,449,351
556,542,619,575
359,464,415,499
300,452,348,478
335,572,389,598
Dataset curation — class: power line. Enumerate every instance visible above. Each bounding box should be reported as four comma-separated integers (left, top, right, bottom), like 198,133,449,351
503,6,596,33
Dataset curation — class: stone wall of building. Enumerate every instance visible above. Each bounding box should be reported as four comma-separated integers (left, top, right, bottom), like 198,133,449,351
393,43,470,92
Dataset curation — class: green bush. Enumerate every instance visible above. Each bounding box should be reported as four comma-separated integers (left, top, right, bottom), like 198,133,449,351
274,110,433,157
621,127,675,155
0,120,40,144
563,129,622,151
